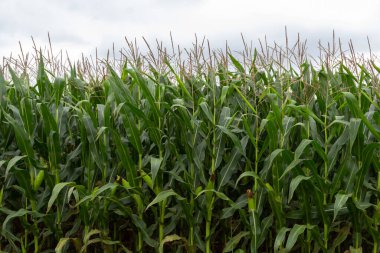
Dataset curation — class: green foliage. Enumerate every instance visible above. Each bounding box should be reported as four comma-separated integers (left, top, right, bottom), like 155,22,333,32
0,41,380,253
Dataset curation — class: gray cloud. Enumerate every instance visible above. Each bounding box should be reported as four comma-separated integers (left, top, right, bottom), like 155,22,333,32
1,0,379,61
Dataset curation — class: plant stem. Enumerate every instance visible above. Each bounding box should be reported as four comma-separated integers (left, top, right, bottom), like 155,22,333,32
205,197,215,253
137,154,143,253
189,174,195,252
323,77,329,250
158,199,166,253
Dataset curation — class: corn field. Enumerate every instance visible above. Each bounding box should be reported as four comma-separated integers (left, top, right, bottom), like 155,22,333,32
0,37,380,253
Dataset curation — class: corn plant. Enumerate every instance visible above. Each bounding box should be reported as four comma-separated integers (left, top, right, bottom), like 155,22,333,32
0,37,379,252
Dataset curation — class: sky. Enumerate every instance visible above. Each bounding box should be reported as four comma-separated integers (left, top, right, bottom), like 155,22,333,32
0,0,380,61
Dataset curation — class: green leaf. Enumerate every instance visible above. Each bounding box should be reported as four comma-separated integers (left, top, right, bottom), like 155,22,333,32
217,125,243,155
349,118,361,152
280,159,305,180
249,210,261,253
130,214,158,247
228,53,245,73
3,110,36,167
233,85,257,114
53,77,66,106
126,69,160,125
47,182,75,213
219,86,230,106
111,129,137,187
164,59,192,99
55,238,72,253
200,101,213,123
218,148,242,190
285,224,307,251
107,65,136,106
331,226,350,251
223,231,250,252
159,234,184,252
343,92,380,141
120,107,142,154
196,189,233,204
288,176,311,203
294,139,313,160
2,209,30,242
333,193,351,221
75,183,117,207
151,156,163,188
235,171,266,189
13,169,34,200
274,227,290,252
8,66,26,97
5,155,27,179
146,189,185,210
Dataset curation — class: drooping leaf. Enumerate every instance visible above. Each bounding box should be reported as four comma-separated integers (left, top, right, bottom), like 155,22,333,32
146,189,185,210
333,193,352,221
151,156,163,188
288,176,311,203
223,231,250,252
47,182,75,213
285,224,308,251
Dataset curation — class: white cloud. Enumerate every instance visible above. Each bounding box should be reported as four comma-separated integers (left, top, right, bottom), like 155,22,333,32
0,0,379,61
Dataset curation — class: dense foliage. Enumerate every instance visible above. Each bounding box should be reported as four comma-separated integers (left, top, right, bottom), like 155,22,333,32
0,41,380,253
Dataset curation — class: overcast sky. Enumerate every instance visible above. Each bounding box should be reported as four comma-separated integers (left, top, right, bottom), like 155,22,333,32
1,0,379,61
